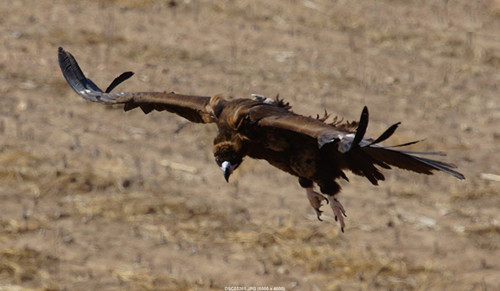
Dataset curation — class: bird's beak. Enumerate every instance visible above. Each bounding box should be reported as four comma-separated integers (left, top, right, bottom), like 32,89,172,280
221,161,232,182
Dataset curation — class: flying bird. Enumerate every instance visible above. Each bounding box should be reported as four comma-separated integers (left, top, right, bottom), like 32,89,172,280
58,47,465,232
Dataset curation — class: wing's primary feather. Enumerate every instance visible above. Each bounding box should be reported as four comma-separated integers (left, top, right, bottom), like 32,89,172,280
58,47,103,96
360,145,465,180
347,106,368,152
58,47,214,123
105,71,134,93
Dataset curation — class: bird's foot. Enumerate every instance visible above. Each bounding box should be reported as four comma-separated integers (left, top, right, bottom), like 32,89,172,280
306,187,329,221
330,198,347,232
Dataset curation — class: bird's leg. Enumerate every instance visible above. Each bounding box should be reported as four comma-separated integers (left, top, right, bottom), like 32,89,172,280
318,181,346,232
329,197,347,232
305,187,329,221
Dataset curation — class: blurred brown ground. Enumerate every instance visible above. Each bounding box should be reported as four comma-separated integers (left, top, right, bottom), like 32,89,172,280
0,0,498,290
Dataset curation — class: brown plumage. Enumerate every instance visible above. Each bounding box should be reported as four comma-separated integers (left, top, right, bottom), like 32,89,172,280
58,47,465,232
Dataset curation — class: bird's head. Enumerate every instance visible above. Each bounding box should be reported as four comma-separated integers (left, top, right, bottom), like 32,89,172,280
213,141,244,182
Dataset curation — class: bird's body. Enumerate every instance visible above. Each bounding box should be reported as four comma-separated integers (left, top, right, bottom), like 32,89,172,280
58,47,465,232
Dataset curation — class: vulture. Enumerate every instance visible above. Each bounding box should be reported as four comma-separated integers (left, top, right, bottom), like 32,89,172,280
58,47,465,232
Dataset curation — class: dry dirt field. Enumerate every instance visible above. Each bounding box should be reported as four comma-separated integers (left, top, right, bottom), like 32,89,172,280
0,0,499,290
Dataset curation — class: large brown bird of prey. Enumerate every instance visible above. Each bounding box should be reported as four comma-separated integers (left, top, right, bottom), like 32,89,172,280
58,47,465,232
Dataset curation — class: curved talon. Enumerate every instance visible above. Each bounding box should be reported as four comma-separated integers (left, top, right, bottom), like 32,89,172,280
330,198,347,232
306,187,328,220
333,198,347,217
315,209,323,221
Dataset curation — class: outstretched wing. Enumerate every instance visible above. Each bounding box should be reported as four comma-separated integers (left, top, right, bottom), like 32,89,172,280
58,47,214,123
251,105,464,182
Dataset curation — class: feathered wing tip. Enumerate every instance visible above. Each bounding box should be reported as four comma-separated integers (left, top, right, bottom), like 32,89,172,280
360,124,465,181
58,47,134,101
409,153,465,179
342,105,465,181
368,122,401,145
364,144,465,180
58,47,103,97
